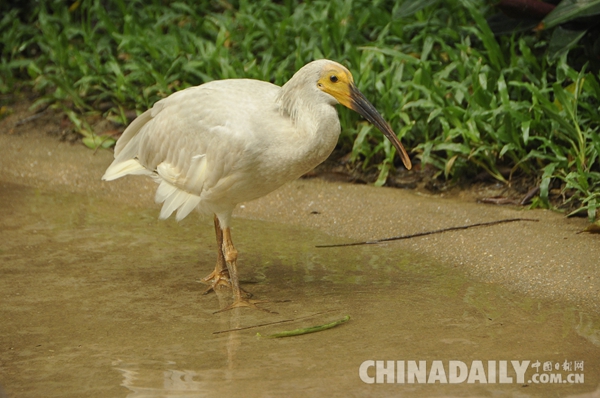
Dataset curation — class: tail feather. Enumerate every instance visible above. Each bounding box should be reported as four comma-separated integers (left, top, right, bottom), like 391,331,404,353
155,179,178,203
155,163,202,221
102,112,152,181
175,194,202,221
102,159,151,181
157,180,201,221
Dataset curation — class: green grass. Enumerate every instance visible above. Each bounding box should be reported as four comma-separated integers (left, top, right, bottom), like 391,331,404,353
1,0,599,220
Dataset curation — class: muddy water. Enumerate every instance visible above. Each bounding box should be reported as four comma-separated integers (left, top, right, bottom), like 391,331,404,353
1,181,599,398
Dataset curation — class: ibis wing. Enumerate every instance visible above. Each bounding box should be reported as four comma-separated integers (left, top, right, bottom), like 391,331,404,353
103,79,285,220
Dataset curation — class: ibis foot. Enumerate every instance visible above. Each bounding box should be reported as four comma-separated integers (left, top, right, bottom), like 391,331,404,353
201,270,256,299
201,269,231,295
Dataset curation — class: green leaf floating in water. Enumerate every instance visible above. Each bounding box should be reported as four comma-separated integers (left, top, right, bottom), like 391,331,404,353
257,316,350,338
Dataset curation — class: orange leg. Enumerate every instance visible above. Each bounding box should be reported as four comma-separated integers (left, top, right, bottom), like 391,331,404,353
213,219,272,313
201,215,231,294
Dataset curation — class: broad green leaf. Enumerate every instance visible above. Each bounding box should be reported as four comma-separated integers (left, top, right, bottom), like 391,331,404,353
547,27,588,62
374,162,390,187
540,0,600,30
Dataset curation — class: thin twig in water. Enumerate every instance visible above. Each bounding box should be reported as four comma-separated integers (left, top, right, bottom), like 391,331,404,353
316,218,539,248
212,309,338,334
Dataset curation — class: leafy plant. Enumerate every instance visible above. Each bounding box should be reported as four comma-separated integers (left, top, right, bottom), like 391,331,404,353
488,0,600,62
1,0,599,219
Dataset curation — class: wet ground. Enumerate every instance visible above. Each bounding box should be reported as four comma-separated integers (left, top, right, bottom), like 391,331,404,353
1,128,600,397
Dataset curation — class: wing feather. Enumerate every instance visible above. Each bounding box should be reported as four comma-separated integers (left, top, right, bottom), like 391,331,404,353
103,79,285,221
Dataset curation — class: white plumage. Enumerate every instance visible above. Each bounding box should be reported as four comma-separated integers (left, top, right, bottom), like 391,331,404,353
103,59,411,312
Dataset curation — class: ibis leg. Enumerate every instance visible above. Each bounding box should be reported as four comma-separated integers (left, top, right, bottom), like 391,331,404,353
201,215,231,294
214,226,272,313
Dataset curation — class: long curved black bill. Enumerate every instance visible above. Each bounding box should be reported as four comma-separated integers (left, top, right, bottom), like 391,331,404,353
350,85,412,170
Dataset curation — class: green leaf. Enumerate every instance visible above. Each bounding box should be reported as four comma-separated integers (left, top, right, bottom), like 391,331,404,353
82,135,116,150
358,46,420,65
547,27,588,62
374,162,390,187
394,0,441,18
257,316,350,338
587,198,598,222
433,142,471,154
521,120,531,144
541,0,600,30
540,163,557,206
465,3,505,69
553,82,576,120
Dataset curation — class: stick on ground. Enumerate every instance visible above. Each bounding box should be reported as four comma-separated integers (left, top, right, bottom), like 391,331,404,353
316,218,539,248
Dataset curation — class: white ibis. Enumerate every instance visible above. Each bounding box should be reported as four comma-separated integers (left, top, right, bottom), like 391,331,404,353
102,59,411,312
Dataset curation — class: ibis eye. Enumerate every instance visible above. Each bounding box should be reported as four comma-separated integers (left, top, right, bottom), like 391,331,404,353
329,75,339,83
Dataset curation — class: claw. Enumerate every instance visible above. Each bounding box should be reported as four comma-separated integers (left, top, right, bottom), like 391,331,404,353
201,269,231,295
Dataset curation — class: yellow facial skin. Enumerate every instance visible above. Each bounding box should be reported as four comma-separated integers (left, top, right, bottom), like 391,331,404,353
316,64,413,170
317,66,355,109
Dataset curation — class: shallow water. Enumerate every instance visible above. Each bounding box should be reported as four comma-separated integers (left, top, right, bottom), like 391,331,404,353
1,181,599,397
